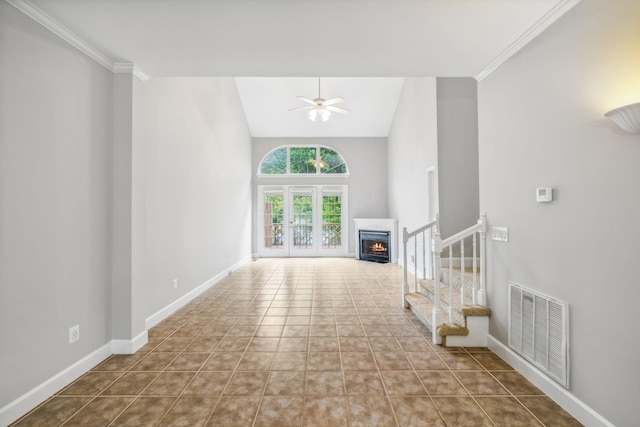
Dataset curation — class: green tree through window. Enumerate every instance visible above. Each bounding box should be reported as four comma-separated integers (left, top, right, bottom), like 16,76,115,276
258,145,348,176
260,147,287,174
290,147,317,174
320,147,347,174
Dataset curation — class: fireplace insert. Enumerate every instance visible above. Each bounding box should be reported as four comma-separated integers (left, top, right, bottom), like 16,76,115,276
359,230,390,263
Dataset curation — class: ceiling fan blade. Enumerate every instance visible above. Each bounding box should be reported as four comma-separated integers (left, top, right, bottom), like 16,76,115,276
288,106,314,111
297,96,317,105
325,106,350,114
322,97,344,106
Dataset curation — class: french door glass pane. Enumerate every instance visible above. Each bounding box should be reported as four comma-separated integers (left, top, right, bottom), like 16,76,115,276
293,195,313,248
264,194,284,248
322,195,342,249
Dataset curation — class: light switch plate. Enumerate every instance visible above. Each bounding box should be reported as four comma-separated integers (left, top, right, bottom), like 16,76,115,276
491,227,509,242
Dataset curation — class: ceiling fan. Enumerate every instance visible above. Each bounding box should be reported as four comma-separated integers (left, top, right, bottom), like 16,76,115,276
289,78,350,122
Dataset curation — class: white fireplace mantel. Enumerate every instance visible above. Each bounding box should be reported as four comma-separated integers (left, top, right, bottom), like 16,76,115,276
354,218,398,263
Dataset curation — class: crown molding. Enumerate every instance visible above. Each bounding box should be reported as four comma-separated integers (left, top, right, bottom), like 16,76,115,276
7,0,150,81
133,68,150,82
7,0,113,70
475,0,582,81
113,63,150,81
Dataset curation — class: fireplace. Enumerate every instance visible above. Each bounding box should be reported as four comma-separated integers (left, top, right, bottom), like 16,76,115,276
354,218,397,263
359,230,390,263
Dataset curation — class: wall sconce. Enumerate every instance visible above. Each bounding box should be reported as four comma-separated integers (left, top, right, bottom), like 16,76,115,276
604,102,640,134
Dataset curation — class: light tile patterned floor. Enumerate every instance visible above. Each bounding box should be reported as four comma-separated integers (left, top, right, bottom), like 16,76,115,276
12,258,582,426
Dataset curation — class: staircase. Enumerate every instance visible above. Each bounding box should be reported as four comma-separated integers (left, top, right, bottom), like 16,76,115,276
402,216,492,347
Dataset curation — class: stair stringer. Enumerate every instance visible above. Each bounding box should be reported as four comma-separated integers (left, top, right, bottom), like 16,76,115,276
406,282,491,347
442,314,489,347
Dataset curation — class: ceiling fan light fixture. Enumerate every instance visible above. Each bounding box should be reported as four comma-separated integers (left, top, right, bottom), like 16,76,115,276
292,77,349,123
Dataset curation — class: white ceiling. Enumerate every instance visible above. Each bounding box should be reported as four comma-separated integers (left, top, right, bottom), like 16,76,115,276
22,0,573,137
236,77,405,137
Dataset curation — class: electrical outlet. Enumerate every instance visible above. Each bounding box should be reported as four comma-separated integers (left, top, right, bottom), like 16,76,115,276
69,324,79,344
491,227,509,242
228,251,231,260
172,278,178,290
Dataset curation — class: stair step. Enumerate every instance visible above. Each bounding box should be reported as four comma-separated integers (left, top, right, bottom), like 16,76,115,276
405,292,435,331
438,267,477,298
461,305,492,317
436,323,469,336
405,291,492,347
404,292,463,328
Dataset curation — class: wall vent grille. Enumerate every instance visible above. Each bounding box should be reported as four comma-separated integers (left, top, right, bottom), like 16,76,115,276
508,282,569,388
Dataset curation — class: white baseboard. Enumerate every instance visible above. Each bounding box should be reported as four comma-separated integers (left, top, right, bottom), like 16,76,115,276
487,335,614,427
111,330,148,355
0,342,112,427
145,256,251,330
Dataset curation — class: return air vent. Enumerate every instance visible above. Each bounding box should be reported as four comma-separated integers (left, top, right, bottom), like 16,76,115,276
508,282,569,388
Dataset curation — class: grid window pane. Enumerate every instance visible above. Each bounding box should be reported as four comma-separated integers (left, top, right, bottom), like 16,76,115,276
260,147,287,174
293,195,313,248
319,147,347,174
264,195,284,248
290,147,317,174
322,195,342,249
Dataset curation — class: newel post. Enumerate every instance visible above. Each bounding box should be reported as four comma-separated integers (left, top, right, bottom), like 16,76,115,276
402,227,409,308
431,225,444,345
477,215,487,306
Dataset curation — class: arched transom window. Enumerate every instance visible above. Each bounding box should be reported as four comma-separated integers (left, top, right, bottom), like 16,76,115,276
258,145,349,176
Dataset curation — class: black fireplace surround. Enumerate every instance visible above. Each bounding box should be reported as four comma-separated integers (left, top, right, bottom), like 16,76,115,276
359,230,390,263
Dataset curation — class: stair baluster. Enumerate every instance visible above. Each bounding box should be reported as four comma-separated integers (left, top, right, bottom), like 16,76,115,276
448,245,453,324
402,227,409,308
472,233,478,305
414,235,418,292
460,239,465,309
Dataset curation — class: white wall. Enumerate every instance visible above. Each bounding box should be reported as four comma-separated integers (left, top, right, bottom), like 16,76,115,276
252,137,388,256
0,3,253,417
112,73,136,340
437,78,480,238
0,2,113,408
478,0,640,425
387,78,438,257
135,78,253,327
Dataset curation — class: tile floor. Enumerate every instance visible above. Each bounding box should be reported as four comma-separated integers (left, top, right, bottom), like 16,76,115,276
12,258,582,426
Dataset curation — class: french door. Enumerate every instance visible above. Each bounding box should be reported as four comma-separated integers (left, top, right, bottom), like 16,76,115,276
259,185,348,257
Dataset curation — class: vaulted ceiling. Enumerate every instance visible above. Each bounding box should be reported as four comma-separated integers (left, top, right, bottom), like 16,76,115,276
18,0,578,137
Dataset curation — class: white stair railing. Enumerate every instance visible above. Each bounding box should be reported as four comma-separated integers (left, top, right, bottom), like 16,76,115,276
403,215,487,344
402,218,438,303
439,215,487,306
402,217,441,343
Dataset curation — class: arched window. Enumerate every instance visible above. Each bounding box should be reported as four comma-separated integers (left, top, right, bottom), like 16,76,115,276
259,145,349,176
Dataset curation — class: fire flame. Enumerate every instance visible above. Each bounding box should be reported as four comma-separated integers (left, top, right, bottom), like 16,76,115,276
371,242,387,252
